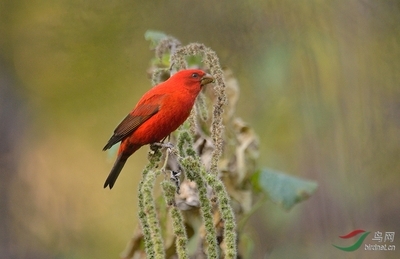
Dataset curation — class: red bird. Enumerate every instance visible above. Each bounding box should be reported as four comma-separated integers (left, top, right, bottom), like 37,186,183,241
103,69,214,189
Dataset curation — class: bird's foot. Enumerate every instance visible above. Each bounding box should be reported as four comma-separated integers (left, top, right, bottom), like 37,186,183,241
150,142,174,150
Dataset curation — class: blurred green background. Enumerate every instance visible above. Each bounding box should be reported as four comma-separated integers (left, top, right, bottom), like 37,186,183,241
1,0,399,258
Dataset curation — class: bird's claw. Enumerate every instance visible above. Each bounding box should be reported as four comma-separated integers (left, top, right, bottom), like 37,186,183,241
151,142,174,150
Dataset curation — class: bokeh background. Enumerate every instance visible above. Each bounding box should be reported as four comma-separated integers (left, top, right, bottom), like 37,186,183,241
1,0,399,258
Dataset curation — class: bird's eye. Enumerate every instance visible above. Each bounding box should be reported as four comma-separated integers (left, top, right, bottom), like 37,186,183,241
191,73,199,78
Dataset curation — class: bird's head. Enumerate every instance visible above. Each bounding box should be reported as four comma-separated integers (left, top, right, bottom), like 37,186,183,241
171,69,214,95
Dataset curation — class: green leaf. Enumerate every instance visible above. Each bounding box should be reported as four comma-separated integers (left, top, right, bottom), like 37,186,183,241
253,168,318,211
144,30,168,47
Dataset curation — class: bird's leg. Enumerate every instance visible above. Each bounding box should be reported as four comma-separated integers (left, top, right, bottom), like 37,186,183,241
160,134,171,143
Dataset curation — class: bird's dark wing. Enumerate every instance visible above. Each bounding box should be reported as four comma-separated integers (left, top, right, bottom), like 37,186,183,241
102,103,160,150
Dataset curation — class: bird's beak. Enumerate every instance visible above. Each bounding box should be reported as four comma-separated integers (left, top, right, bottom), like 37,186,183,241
200,74,214,86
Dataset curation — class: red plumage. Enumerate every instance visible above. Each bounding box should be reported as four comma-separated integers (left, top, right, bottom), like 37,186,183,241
103,69,214,189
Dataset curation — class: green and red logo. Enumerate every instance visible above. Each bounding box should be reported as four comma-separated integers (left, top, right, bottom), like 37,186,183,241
333,229,371,251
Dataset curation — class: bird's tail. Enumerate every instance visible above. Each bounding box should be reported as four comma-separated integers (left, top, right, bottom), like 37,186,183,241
104,155,127,189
